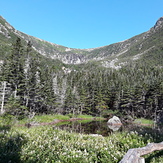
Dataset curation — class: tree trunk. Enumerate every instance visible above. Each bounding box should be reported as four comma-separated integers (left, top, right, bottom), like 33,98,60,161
120,142,163,163
0,81,7,114
14,85,17,99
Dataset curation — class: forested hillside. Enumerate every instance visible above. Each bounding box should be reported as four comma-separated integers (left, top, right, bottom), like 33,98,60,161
0,16,163,120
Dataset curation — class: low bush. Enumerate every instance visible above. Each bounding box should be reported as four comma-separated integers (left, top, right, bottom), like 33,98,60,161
1,125,162,163
134,118,154,125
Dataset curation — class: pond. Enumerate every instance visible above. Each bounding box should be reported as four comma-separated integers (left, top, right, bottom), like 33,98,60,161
53,119,163,137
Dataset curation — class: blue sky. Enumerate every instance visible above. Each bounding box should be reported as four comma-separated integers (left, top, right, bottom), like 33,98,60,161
1,0,163,49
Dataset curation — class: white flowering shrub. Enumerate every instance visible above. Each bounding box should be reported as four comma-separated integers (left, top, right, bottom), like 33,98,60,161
0,126,162,163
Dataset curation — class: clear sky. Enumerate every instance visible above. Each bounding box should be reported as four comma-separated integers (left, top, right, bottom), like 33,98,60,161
1,0,163,49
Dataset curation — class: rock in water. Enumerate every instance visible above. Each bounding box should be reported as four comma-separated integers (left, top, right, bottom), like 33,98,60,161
107,116,122,125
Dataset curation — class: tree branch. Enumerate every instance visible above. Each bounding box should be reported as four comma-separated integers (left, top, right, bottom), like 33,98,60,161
119,142,163,163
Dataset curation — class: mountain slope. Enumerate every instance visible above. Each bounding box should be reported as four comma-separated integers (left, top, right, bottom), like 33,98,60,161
0,15,163,67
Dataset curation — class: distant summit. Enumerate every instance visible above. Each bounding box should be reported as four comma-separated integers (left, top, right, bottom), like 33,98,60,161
154,16,163,29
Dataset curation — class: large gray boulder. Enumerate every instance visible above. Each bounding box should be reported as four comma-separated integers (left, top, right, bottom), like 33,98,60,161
107,116,122,125
107,124,121,131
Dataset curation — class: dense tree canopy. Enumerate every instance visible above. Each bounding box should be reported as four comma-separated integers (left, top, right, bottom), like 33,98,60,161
0,37,163,120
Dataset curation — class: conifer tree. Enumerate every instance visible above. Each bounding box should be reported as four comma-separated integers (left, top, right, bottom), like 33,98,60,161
0,38,27,116
6,37,25,99
25,58,38,109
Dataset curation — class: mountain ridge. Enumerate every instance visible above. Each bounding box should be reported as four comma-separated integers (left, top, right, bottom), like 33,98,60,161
0,15,163,66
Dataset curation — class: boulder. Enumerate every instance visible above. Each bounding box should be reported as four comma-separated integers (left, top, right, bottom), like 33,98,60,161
107,124,121,131
107,116,122,125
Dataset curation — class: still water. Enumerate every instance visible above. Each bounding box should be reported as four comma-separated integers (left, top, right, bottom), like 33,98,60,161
53,120,162,137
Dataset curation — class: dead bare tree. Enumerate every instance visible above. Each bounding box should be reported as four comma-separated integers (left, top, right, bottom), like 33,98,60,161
120,142,163,163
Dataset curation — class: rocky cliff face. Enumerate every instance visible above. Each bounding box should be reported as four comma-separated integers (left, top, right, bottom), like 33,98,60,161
153,16,163,30
0,22,11,38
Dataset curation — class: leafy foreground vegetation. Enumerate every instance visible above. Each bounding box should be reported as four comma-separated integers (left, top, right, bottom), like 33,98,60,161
0,122,163,163
14,114,97,125
134,118,154,125
18,114,71,124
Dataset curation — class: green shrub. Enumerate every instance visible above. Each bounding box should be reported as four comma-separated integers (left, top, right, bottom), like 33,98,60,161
76,114,94,119
134,118,154,125
0,126,154,163
0,124,162,163
0,130,27,163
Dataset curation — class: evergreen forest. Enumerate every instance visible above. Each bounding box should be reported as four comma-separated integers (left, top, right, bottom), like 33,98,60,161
0,36,163,121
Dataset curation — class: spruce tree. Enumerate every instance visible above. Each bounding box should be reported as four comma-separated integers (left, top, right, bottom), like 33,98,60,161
6,37,26,99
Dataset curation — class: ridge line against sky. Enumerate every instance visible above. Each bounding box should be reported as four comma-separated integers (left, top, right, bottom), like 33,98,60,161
1,0,163,49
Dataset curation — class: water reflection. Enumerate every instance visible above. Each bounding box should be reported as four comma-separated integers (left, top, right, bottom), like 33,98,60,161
53,120,163,138
54,120,120,136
